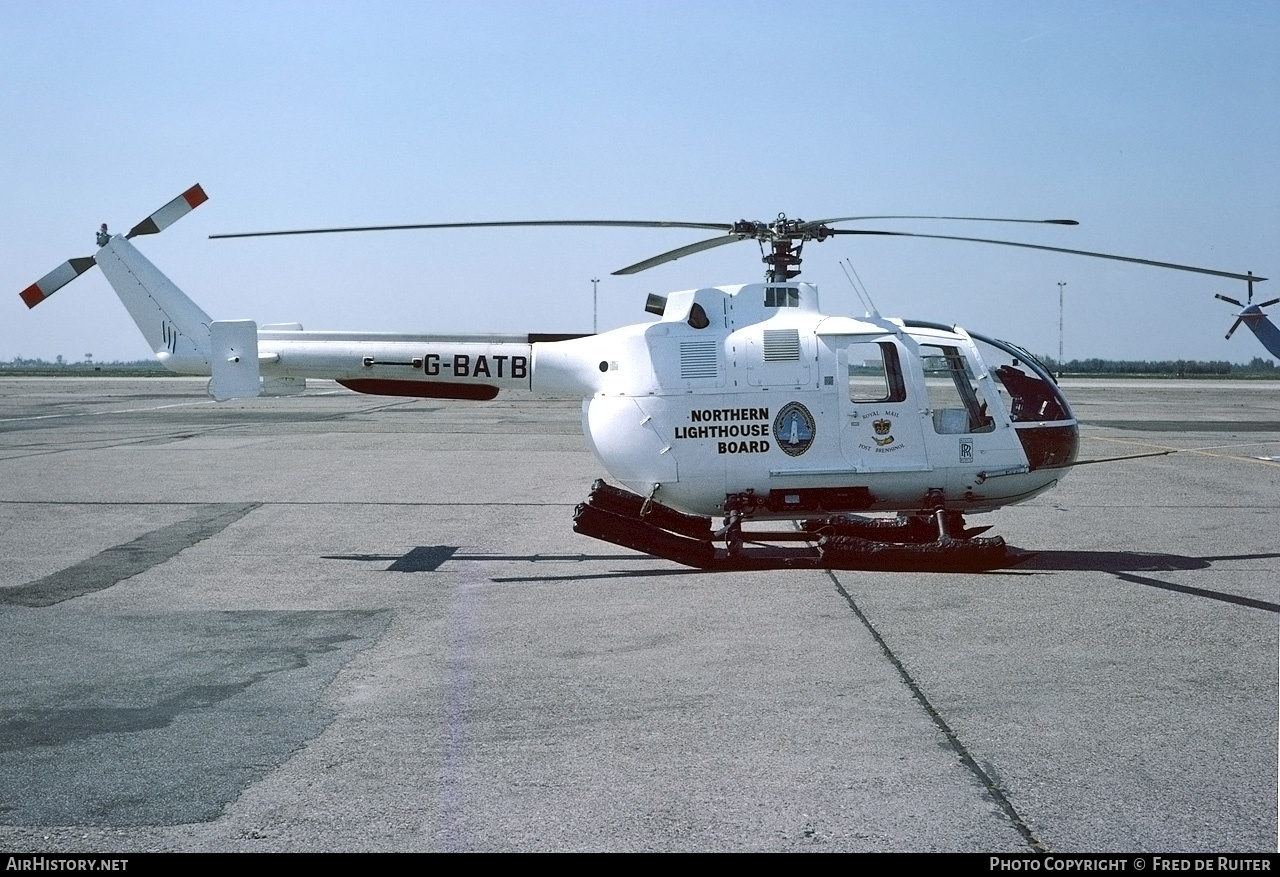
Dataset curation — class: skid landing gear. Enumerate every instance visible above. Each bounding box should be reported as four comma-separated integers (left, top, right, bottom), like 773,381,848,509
572,480,1009,572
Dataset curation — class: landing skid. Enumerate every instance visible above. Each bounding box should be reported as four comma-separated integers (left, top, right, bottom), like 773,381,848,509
573,481,1009,572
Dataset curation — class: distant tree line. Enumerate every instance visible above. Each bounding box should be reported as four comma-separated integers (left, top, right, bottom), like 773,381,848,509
1,357,167,374
1037,356,1276,376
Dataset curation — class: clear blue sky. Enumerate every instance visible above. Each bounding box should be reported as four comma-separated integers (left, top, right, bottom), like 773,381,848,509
2,1,1276,363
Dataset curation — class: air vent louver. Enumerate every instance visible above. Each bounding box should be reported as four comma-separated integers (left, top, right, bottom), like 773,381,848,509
680,340,718,379
762,329,801,361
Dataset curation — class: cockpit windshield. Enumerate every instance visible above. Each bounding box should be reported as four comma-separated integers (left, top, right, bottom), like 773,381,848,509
970,334,1073,423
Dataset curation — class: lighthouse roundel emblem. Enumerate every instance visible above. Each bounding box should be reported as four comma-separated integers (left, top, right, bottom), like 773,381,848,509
773,401,816,457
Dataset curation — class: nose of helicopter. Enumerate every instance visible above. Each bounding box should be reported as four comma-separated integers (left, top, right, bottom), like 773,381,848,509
1016,423,1079,470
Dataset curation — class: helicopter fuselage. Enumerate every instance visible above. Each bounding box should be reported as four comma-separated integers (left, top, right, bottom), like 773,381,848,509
537,282,1078,518
244,275,1078,519
20,187,1262,561
73,235,1080,522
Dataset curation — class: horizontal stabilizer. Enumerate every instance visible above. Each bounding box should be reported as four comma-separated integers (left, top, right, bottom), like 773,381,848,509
126,184,208,239
19,256,96,308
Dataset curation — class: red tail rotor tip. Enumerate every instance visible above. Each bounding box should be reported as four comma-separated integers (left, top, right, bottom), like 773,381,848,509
183,184,208,209
19,284,45,309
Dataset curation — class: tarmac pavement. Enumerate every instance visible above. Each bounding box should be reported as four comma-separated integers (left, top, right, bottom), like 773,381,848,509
0,377,1275,852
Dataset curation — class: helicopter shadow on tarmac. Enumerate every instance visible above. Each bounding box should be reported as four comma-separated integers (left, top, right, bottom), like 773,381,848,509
323,544,1280,612
322,545,700,583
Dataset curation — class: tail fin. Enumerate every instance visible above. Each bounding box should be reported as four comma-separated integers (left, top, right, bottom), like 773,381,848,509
94,234,212,374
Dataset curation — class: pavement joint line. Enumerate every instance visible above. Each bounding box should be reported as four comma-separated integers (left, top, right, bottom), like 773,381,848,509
1083,433,1280,453
437,560,483,850
1087,435,1280,468
0,397,472,459
8,500,1277,511
0,393,415,428
1179,439,1280,452
1081,435,1280,452
0,499,580,507
824,569,1048,853
1,432,207,458
1030,504,1278,509
0,400,216,423
0,425,259,461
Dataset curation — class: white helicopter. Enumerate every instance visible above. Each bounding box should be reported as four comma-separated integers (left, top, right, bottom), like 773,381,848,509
18,186,1265,571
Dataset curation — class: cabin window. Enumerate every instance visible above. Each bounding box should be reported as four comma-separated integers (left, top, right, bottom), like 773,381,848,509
848,341,906,403
970,336,1072,423
764,286,800,308
921,344,995,434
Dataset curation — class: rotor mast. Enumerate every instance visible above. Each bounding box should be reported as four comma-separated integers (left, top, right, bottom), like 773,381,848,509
745,214,834,283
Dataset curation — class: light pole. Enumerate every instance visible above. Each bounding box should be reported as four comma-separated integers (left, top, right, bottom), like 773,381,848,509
591,278,600,334
1057,281,1066,378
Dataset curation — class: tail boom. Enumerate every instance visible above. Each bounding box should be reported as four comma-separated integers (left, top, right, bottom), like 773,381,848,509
1239,309,1280,359
18,184,611,403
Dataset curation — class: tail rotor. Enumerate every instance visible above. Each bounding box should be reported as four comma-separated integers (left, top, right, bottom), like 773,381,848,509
16,185,215,374
1215,272,1278,340
17,185,207,309
1215,271,1280,358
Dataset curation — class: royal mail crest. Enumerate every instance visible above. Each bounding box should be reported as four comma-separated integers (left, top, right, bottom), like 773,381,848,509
873,418,895,446
773,401,816,457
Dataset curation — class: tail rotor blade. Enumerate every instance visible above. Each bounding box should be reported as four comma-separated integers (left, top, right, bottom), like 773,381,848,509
1215,293,1244,307
1256,298,1280,309
126,184,208,238
1225,318,1244,340
19,256,96,308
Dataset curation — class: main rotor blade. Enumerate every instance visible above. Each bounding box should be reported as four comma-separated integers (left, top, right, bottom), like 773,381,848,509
611,234,749,275
1215,293,1245,307
210,219,734,240
831,229,1266,283
810,214,1078,227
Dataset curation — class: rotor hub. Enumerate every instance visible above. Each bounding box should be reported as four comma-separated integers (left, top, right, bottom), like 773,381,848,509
743,215,836,282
